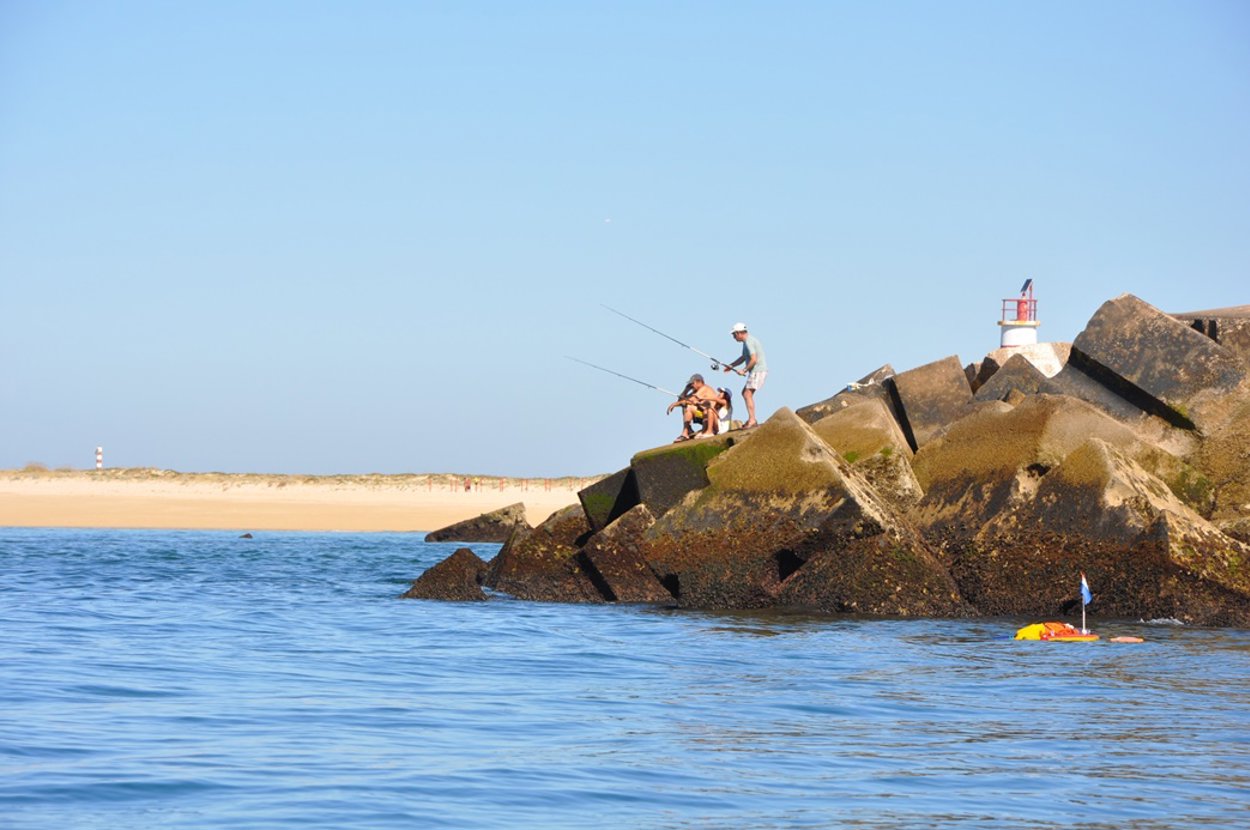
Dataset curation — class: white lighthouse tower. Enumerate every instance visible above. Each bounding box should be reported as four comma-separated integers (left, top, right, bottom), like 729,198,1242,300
998,278,1040,348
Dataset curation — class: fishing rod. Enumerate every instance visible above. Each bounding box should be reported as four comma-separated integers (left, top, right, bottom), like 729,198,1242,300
565,356,680,397
602,305,744,375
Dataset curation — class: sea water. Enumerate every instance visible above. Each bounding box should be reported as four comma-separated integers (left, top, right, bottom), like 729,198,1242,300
2,528,1248,830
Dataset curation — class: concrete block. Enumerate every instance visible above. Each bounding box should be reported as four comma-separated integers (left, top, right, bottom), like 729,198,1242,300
577,467,639,533
884,355,973,451
974,353,1061,402
424,502,529,542
795,364,895,424
1071,294,1246,430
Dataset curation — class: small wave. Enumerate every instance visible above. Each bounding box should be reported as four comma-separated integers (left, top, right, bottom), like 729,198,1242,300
1142,617,1186,625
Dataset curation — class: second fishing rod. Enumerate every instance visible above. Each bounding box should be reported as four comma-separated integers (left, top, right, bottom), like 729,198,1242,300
603,305,745,376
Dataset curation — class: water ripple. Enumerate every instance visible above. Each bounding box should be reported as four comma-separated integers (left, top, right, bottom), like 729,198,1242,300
1,528,1248,829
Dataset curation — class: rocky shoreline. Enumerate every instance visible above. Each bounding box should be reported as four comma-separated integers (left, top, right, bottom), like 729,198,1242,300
406,294,1250,625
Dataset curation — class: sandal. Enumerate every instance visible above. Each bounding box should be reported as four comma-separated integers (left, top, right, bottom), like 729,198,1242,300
673,435,692,443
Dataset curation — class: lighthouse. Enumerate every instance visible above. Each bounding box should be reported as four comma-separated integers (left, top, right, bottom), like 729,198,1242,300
998,278,1040,348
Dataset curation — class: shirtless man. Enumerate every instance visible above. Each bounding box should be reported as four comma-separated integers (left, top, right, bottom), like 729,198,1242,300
667,374,728,441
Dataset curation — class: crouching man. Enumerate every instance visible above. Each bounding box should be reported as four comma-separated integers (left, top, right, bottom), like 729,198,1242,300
667,374,729,442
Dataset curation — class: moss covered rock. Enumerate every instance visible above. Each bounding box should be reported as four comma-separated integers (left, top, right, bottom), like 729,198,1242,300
579,505,672,604
912,394,1207,536
483,504,602,603
401,547,488,602
955,438,1250,625
629,430,746,518
643,408,958,613
809,398,921,512
578,467,639,533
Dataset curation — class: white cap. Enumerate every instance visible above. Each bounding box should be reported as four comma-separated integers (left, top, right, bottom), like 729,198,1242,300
730,322,748,333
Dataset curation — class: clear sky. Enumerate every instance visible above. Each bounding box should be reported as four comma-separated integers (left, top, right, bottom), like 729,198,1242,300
2,1,1247,477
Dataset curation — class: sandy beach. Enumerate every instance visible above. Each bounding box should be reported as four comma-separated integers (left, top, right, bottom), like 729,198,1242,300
0,468,594,533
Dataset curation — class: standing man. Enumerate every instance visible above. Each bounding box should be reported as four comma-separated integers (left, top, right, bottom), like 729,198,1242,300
724,322,766,428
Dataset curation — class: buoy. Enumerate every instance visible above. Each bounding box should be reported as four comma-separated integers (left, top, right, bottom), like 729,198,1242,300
1015,622,1100,642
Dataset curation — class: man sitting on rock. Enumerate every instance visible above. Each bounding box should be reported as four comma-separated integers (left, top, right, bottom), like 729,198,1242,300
667,374,730,442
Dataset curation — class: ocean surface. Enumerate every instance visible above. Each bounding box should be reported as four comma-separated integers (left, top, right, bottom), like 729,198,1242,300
2,528,1249,829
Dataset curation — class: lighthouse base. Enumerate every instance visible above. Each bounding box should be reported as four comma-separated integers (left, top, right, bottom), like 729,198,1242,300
998,321,1041,348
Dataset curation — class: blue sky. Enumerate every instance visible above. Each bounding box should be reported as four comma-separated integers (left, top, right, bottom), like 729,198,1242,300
2,1,1247,476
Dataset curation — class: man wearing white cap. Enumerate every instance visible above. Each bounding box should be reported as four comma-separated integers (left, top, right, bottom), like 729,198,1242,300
724,322,766,428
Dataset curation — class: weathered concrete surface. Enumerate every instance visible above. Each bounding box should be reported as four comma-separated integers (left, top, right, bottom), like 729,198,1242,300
401,547,488,601
629,431,745,519
912,394,1210,537
795,364,895,424
974,353,1061,403
482,504,603,603
1171,305,1250,366
1188,386,1250,526
884,355,974,452
965,357,1001,394
1046,362,1150,424
643,408,960,614
774,530,966,616
424,502,529,542
811,397,912,462
955,439,1250,625
579,505,673,604
578,467,639,533
810,398,921,512
1071,294,1247,431
984,342,1071,379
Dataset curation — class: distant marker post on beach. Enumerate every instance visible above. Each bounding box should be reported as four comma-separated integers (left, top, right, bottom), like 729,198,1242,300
96,446,103,470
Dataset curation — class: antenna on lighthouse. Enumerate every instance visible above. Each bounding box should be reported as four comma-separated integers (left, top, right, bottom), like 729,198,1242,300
998,279,1040,348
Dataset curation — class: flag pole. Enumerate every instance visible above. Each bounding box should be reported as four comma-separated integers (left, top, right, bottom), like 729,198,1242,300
1079,572,1092,634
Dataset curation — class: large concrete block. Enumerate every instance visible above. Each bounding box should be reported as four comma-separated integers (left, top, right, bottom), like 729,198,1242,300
483,504,603,603
965,357,1001,394
810,397,912,461
643,408,956,614
884,355,973,451
809,397,922,511
628,430,745,519
579,505,672,604
983,342,1071,379
401,547,488,601
795,364,895,424
974,353,1061,403
1171,305,1250,366
577,467,639,533
958,438,1250,625
424,502,529,542
1071,294,1246,430
911,394,1207,537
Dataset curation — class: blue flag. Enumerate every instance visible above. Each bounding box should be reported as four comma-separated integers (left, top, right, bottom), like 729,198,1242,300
1080,573,1092,606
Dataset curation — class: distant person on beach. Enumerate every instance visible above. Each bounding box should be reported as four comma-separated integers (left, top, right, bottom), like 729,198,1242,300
667,374,729,442
724,322,766,428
